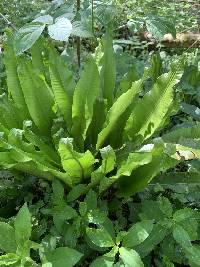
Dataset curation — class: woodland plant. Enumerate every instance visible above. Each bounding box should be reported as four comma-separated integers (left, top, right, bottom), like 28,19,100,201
0,29,200,266
0,179,200,266
0,31,200,198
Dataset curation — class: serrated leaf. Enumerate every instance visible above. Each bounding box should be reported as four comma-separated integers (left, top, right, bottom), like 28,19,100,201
67,184,86,202
48,17,72,41
45,247,82,267
146,15,176,40
122,220,154,248
0,222,16,252
15,23,45,55
14,203,32,247
52,204,77,232
173,225,192,249
85,190,97,210
90,256,114,267
119,247,144,267
173,208,197,222
52,179,64,205
86,227,115,248
158,197,173,218
86,210,107,225
135,222,171,258
33,15,53,24
72,21,94,38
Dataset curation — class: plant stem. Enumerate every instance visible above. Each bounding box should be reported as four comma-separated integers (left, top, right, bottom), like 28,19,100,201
76,0,81,68
91,0,94,36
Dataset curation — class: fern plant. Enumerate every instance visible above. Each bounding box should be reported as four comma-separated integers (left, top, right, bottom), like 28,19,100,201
0,31,199,197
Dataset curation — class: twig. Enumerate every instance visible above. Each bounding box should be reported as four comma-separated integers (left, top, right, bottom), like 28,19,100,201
186,36,200,51
0,12,17,31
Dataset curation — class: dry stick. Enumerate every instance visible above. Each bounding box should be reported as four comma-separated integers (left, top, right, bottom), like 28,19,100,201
0,12,17,31
185,36,200,52
76,0,81,68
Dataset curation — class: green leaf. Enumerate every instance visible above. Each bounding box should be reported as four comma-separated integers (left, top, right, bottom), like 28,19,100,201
18,60,54,136
162,124,200,143
96,79,143,149
173,225,192,249
90,257,114,267
100,29,116,109
185,245,200,266
15,23,45,55
116,152,152,178
86,227,115,248
0,222,16,252
0,94,23,130
48,18,72,41
58,138,95,184
149,53,162,83
31,38,48,78
42,263,53,267
139,200,165,221
67,184,87,202
158,197,173,218
85,98,106,147
135,222,172,258
154,171,200,185
14,203,32,247
173,226,200,264
125,66,181,143
122,220,154,248
86,210,107,225
52,179,64,206
49,46,75,129
85,190,97,210
100,145,116,174
99,150,153,194
72,21,94,38
71,57,100,147
119,247,144,267
180,102,200,121
0,253,20,266
117,143,177,197
45,247,82,267
52,204,77,233
173,208,197,223
23,120,60,164
119,65,140,94
4,35,29,116
33,15,53,24
146,15,176,40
